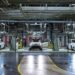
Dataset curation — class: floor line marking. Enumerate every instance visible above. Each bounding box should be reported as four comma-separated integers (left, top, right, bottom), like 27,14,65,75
18,55,75,75
17,56,25,75
18,64,23,75
48,56,75,74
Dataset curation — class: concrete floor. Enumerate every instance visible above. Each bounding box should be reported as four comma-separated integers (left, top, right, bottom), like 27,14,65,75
0,53,19,75
18,55,61,75
0,53,75,75
18,53,75,75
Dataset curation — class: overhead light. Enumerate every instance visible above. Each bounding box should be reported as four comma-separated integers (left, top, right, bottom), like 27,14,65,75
35,22,37,25
67,23,71,26
1,23,5,25
30,23,38,25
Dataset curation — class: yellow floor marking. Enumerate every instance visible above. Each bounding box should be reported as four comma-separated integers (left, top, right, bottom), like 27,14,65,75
48,56,75,74
18,55,75,75
17,57,25,75
18,64,23,75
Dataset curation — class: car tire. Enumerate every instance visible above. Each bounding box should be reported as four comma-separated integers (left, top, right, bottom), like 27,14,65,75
29,47,32,51
39,47,42,51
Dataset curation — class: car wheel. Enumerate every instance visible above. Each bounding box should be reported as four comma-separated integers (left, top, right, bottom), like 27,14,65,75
29,47,32,51
39,47,42,51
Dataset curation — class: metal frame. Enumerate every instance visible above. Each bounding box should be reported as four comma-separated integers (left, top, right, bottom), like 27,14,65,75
0,20,74,23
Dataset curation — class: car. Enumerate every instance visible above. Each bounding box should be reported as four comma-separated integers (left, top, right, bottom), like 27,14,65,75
69,4,75,7
0,39,5,49
68,39,75,50
29,38,42,51
42,42,48,48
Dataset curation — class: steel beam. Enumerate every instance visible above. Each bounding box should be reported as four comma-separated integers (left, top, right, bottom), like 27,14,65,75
21,6,75,13
2,0,10,5
0,20,74,23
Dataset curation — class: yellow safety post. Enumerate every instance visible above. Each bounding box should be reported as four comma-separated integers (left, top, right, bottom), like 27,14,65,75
48,42,53,49
18,39,23,49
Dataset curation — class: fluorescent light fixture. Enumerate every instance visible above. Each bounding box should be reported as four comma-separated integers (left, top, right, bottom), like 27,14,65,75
67,23,71,26
1,23,5,25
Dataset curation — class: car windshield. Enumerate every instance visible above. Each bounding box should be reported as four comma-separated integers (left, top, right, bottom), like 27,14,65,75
32,39,40,42
72,40,75,43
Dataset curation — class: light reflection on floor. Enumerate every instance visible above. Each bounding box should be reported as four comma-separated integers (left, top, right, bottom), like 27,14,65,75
20,55,71,75
1,53,75,75
69,54,75,72
37,55,45,70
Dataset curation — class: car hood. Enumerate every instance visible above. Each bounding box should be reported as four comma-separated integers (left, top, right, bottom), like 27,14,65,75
29,42,42,46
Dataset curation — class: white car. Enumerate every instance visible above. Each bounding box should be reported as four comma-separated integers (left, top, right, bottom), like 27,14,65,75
29,39,42,51
0,41,5,49
68,39,75,50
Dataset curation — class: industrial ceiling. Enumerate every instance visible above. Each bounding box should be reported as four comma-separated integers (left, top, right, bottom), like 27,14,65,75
0,0,75,20
0,0,75,6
